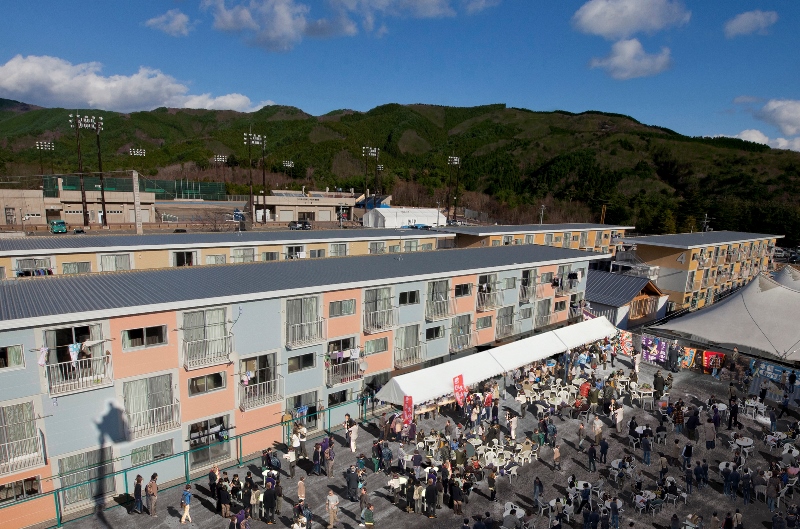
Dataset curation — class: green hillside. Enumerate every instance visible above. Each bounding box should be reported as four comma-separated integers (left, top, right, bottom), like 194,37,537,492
1,99,799,245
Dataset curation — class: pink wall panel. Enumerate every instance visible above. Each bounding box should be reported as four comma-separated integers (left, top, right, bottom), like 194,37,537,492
109,311,179,379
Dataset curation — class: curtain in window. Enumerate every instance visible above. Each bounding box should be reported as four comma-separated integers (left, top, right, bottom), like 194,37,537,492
286,297,318,326
204,309,226,341
59,447,115,505
427,280,448,302
3,345,23,368
451,315,471,336
0,402,36,445
396,325,419,351
497,306,514,327
183,311,206,343
364,288,391,313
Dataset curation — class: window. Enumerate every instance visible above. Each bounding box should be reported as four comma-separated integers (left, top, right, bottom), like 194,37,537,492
189,372,226,396
232,248,255,263
555,301,567,312
262,252,279,262
44,324,103,366
327,337,355,354
62,262,91,275
404,240,419,253
388,245,401,253
491,240,501,247
420,243,433,251
0,344,24,369
503,235,513,245
328,389,350,406
364,337,388,355
100,254,131,272
330,244,347,257
686,271,696,291
426,326,444,340
241,352,277,387
520,307,532,319
59,447,115,505
130,439,173,467
206,254,226,265
562,233,571,247
0,266,5,280
0,402,37,465
309,249,326,259
570,292,585,304
369,242,386,254
287,391,318,430
572,235,580,241
288,353,315,373
123,374,175,435
524,235,534,245
540,272,554,284
454,283,472,297
329,299,356,318
476,316,492,330
504,277,516,290
122,325,167,350
183,308,227,345
173,251,196,267
399,290,420,306
537,298,552,316
554,236,562,243
188,415,230,468
0,476,40,505
286,245,304,259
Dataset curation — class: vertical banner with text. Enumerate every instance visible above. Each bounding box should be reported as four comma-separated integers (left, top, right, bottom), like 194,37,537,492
453,374,467,406
402,396,413,425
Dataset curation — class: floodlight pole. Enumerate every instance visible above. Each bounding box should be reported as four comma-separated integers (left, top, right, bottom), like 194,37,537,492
92,116,108,226
69,113,90,227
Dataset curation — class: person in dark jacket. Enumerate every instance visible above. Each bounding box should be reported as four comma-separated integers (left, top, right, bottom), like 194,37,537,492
451,484,464,515
262,482,277,524
219,483,232,519
345,466,359,501
132,474,143,514
425,479,438,518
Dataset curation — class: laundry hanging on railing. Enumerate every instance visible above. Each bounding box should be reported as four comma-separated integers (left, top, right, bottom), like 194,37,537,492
37,346,49,367
68,343,80,367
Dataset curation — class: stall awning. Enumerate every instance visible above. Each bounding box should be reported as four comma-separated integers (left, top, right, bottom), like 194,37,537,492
375,317,616,405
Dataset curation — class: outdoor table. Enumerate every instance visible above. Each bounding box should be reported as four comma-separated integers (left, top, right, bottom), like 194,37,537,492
715,403,727,412
576,481,592,491
719,462,736,472
504,502,524,518
756,414,771,427
665,476,676,484
641,490,656,501
604,499,623,510
468,438,483,446
736,437,754,448
745,400,759,412
635,426,646,435
610,459,623,470
388,476,409,489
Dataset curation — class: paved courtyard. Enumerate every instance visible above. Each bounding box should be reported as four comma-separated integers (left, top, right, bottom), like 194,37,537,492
62,356,796,529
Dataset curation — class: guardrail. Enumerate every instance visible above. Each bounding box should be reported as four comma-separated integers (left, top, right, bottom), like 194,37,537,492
394,344,426,369
286,319,326,349
363,308,398,334
45,357,114,396
0,436,44,476
183,334,233,370
425,298,456,321
239,378,284,411
325,359,363,387
126,402,181,440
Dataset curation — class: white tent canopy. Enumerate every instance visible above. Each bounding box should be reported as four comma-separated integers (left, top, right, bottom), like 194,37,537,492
375,317,616,405
362,208,445,228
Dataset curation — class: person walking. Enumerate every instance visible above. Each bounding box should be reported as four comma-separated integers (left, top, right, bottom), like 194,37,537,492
262,482,277,524
578,423,586,449
599,438,609,464
487,471,497,502
359,487,370,525
325,443,335,478
609,498,619,529
642,436,651,466
728,400,739,430
593,416,603,445
779,394,791,419
297,477,306,504
131,474,143,514
180,484,193,524
533,477,544,506
145,473,159,517
326,489,340,528
681,443,693,470
659,453,669,480
363,504,375,528
588,443,597,472
554,444,562,471
312,444,322,476
685,465,694,494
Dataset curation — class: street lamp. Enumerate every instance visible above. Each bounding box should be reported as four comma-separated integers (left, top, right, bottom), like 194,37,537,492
361,146,379,197
129,148,146,176
214,154,227,183
283,160,294,179
447,155,460,222
244,129,263,223
69,113,100,227
35,141,54,175
376,164,384,196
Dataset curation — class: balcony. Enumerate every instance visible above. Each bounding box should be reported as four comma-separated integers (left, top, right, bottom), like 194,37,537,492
46,356,114,396
568,306,584,323
326,359,364,387
519,283,545,304
394,343,427,369
425,298,456,321
0,437,44,475
286,319,326,349
183,334,234,370
701,277,711,289
556,282,579,297
697,256,710,268
126,401,181,440
628,296,659,320
239,377,284,411
495,319,520,340
534,313,557,329
449,332,478,354
363,308,399,334
476,290,503,312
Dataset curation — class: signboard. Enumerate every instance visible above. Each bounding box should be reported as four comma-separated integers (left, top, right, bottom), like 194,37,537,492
642,335,667,363
681,348,697,369
453,375,467,406
749,358,787,383
702,351,726,373
619,331,633,356
402,396,413,425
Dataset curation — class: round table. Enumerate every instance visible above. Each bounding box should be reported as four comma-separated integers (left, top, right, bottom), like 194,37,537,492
610,459,623,470
784,446,800,458
774,432,788,441
716,403,728,412
719,462,736,472
641,490,656,501
468,438,483,446
635,426,645,435
503,502,523,518
604,499,623,510
736,437,754,448
576,481,592,491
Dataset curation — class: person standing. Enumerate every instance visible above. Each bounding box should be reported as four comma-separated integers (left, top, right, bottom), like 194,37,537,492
425,478,438,518
487,471,497,502
297,476,306,504
180,484,193,524
642,435,651,466
262,482,277,524
346,465,359,502
145,473,159,517
578,423,586,449
131,474,143,514
729,466,741,501
363,504,375,528
325,443,335,478
326,489,340,528
779,394,791,419
554,444,562,471
219,482,231,519
298,424,308,459
209,465,220,500
533,477,544,506
593,416,603,445
685,465,694,494
673,406,685,435
760,380,770,402
349,420,359,453
614,405,624,435
588,443,597,472
285,447,297,479
728,400,739,431
659,453,669,480
681,443,693,470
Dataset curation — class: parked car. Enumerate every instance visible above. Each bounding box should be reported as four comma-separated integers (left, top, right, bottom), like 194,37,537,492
300,220,312,230
774,247,788,258
48,220,67,234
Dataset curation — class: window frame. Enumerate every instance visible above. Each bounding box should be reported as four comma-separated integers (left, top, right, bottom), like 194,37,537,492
364,337,388,355
454,283,472,297
476,316,492,330
425,326,445,341
0,475,41,505
188,372,227,397
62,261,92,275
173,251,197,267
554,300,567,312
0,343,25,370
328,299,356,318
121,325,169,351
262,252,279,262
398,290,420,306
99,253,131,272
287,352,316,374
520,307,533,319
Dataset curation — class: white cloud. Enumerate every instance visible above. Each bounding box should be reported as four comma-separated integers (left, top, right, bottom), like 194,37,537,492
0,54,272,113
758,99,800,136
733,129,800,152
590,38,671,80
733,95,762,105
724,10,778,39
463,0,501,14
572,0,690,39
145,9,195,37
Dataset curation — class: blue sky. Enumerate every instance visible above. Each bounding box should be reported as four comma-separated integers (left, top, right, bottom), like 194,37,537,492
1,1,799,149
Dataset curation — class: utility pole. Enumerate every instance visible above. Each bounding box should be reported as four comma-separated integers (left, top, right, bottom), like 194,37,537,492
68,113,90,227
600,204,607,225
91,116,108,227
447,156,460,222
260,141,267,224
539,204,546,225
376,164,383,196
244,128,263,224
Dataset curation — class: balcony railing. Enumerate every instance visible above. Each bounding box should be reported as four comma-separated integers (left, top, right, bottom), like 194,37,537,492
519,283,545,304
239,377,284,411
629,296,659,320
534,313,557,329
495,319,520,340
394,343,426,369
697,256,710,268
183,334,233,370
126,401,181,440
326,359,364,387
368,247,386,255
363,308,398,334
476,290,503,312
46,356,114,396
568,306,584,323
701,277,711,289
286,319,326,349
449,332,477,354
425,298,456,321
0,436,44,475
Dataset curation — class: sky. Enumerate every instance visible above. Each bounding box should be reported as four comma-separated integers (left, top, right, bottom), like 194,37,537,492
0,0,799,150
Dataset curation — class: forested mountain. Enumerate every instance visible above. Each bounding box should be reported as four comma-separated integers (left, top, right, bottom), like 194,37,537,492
1,99,799,244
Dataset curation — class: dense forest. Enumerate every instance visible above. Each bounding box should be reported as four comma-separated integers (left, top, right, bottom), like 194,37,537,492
1,99,799,245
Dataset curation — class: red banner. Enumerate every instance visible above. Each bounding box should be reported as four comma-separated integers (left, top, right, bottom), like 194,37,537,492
402,396,413,425
453,374,467,406
702,351,726,373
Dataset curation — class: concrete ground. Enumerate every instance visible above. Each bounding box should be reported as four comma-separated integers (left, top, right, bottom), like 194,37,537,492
65,357,796,529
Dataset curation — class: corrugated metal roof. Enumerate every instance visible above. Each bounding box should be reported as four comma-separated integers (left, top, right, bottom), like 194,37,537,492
0,228,450,256
622,230,782,249
0,244,608,327
435,223,633,236
585,270,650,307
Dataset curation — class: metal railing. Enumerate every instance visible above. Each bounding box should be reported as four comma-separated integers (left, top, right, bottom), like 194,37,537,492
286,319,326,349
556,282,579,297
183,334,233,370
519,283,545,303
628,297,659,320
568,306,584,323
476,290,503,311
0,436,44,475
425,298,456,321
326,359,363,387
394,344,426,369
46,357,114,396
363,308,398,334
126,401,181,440
449,332,477,354
697,256,709,268
701,277,711,289
239,378,284,411
495,319,520,340
534,313,557,329
368,247,386,254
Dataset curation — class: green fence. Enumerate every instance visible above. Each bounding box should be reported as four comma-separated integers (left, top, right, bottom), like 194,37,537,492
0,396,384,528
42,174,226,201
